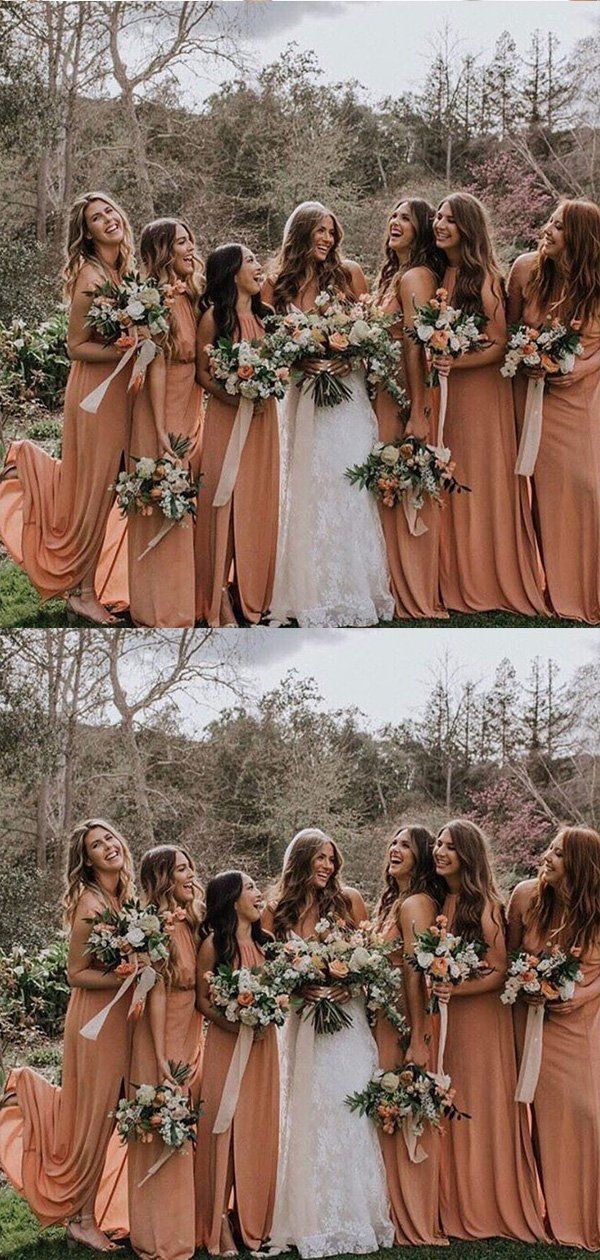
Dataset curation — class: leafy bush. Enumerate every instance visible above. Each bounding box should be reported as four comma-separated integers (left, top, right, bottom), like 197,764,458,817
0,307,69,409
0,937,69,1038
0,233,60,325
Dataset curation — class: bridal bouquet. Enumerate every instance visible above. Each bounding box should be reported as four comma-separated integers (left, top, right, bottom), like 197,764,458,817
345,437,468,513
408,915,488,1014
112,1062,200,1185
265,918,405,1036
206,337,291,402
81,273,184,414
265,291,403,408
408,289,488,387
346,1063,466,1138
500,319,583,379
205,963,291,1029
504,945,583,1104
80,900,172,1041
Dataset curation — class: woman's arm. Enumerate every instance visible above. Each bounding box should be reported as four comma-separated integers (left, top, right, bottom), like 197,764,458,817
506,253,534,328
196,936,238,1033
400,268,437,439
346,259,369,300
346,886,369,926
67,896,126,991
506,879,535,953
196,308,238,405
67,267,124,364
399,894,434,1065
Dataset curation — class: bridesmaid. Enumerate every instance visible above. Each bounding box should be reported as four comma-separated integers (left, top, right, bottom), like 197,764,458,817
507,199,600,623
508,826,600,1250
0,819,134,1252
372,826,447,1246
128,218,204,628
195,871,279,1255
0,192,136,624
432,820,548,1242
433,192,548,616
127,845,204,1260
374,199,447,619
195,245,279,627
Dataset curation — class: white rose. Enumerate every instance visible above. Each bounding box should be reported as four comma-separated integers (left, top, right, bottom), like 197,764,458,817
417,325,434,342
138,914,161,934
126,299,145,320
415,950,434,969
559,353,574,374
136,457,156,479
136,1084,156,1105
126,926,146,948
380,1071,400,1093
348,946,372,970
348,319,371,345
559,979,575,1001
380,444,399,467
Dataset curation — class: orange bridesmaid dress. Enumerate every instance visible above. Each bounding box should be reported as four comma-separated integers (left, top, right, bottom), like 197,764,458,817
127,293,203,627
438,894,548,1242
195,311,279,625
508,253,600,623
374,906,446,1246
127,920,203,1260
438,268,548,615
515,919,600,1249
374,281,446,619
0,263,131,607
0,889,131,1228
195,938,279,1253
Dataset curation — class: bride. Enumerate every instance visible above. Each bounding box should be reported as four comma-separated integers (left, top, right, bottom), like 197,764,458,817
263,202,394,628
262,829,394,1258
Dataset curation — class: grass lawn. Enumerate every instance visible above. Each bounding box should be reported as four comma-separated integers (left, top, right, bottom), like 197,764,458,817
0,557,584,631
0,1190,587,1260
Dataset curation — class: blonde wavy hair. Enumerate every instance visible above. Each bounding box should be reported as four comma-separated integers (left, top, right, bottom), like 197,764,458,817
139,845,205,987
63,818,135,927
62,191,135,301
139,218,204,357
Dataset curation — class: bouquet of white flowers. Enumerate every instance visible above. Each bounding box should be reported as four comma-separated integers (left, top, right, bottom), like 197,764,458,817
502,944,583,1103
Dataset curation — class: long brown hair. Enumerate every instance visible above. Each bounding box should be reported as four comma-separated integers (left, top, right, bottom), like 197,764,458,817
437,192,505,318
269,828,354,940
140,845,205,987
526,826,600,957
374,825,446,931
268,202,355,312
525,199,600,331
62,191,135,300
63,818,134,927
376,199,446,302
437,819,505,941
139,217,204,357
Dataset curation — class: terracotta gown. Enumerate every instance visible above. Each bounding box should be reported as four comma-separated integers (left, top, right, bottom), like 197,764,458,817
508,253,600,624
128,293,203,627
127,920,203,1260
195,311,280,625
0,263,131,606
0,890,131,1228
373,282,446,619
195,937,279,1252
438,268,548,615
438,893,548,1242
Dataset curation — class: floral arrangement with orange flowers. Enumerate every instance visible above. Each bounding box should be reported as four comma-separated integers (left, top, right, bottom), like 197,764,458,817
407,915,488,1013
501,944,583,1007
265,290,406,409
264,918,407,1037
346,1062,467,1137
110,434,199,525
408,289,488,385
501,318,583,379
206,336,291,403
85,272,180,347
84,899,172,973
205,963,292,1029
345,436,469,511
112,1061,199,1150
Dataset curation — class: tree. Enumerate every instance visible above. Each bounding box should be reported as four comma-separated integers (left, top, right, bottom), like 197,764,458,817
482,658,523,765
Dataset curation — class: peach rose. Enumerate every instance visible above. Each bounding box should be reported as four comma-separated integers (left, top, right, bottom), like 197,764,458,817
430,330,450,351
328,331,349,352
430,957,450,978
237,364,255,380
149,487,163,500
115,961,136,977
328,959,350,979
237,991,255,1007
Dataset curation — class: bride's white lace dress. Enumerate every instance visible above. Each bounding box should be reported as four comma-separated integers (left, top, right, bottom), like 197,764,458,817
270,995,394,1258
270,369,395,628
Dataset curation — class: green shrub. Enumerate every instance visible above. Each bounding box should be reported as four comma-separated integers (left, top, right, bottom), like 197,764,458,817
0,937,69,1038
0,308,69,409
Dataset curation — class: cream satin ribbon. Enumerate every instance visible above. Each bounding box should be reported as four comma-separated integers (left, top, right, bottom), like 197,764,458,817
137,518,180,562
212,1023,254,1133
138,1143,178,1187
213,397,256,507
435,1001,449,1081
79,963,157,1042
515,377,545,477
514,1003,545,1103
80,338,158,414
436,374,449,450
402,497,429,538
402,1117,428,1164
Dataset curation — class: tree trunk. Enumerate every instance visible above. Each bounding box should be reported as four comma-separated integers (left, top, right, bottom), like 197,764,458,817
36,776,50,872
122,83,154,222
36,150,50,244
121,714,155,847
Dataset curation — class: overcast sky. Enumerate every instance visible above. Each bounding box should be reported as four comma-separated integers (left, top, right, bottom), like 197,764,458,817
151,627,600,734
180,1,599,105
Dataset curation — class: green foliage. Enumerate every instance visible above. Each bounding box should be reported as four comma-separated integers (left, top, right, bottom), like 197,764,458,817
0,938,69,1039
0,236,60,326
0,308,69,410
0,561,66,629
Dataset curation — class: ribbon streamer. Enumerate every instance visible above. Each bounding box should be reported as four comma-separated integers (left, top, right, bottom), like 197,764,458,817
213,397,255,507
402,495,429,538
79,963,157,1042
435,374,448,451
402,1117,428,1164
436,1002,449,1080
137,517,178,562
212,1023,254,1134
80,339,158,415
137,1143,177,1188
515,1003,545,1103
515,377,545,477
